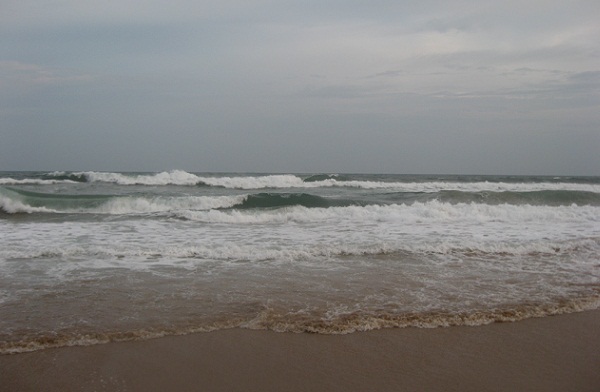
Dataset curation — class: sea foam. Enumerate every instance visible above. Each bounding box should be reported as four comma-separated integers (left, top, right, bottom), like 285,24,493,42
43,171,600,192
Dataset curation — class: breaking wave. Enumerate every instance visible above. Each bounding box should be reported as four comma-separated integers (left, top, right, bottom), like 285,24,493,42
174,202,600,226
22,171,599,192
3,185,600,217
5,237,598,264
0,187,246,215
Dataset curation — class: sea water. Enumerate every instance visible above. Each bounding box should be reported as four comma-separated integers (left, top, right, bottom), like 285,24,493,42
1,171,599,353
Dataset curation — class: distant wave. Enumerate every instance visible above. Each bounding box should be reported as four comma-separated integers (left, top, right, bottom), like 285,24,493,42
427,190,600,206
66,170,202,186
303,174,353,182
0,178,78,186
37,170,600,192
43,172,88,182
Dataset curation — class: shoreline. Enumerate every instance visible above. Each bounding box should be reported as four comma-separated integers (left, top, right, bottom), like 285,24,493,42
1,309,599,392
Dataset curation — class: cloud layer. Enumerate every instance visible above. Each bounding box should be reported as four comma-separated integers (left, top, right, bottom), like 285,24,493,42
1,0,599,174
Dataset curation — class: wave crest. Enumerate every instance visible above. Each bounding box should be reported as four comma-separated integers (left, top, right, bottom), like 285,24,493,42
8,171,599,193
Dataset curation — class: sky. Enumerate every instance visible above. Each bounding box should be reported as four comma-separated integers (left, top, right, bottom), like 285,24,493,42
1,0,599,175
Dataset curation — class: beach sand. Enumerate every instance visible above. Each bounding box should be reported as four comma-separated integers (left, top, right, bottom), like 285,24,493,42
1,309,599,392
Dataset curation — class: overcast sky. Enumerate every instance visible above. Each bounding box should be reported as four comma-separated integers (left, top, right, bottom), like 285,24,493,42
1,0,599,174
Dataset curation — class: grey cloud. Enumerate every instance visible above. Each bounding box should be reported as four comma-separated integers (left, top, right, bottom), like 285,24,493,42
367,70,405,79
299,84,384,99
1,0,599,174
569,71,600,85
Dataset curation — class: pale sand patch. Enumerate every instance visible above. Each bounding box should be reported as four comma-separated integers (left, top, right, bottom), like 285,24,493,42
1,310,599,392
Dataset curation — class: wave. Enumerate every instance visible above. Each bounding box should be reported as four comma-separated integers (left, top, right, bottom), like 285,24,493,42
46,171,313,188
0,187,246,215
243,296,600,333
429,190,600,206
303,174,353,182
0,178,78,186
231,189,600,208
0,188,353,215
235,193,359,209
28,171,600,192
0,188,356,215
0,170,207,186
7,237,597,265
43,172,88,182
0,187,110,214
175,201,600,226
2,295,598,354
5,184,597,219
3,186,599,230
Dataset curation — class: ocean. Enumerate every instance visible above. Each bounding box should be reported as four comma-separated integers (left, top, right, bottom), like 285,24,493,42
1,170,599,354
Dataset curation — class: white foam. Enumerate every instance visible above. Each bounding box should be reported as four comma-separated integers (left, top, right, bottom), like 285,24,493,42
0,178,75,185
6,200,594,261
0,186,247,215
175,201,600,225
92,195,246,214
0,195,56,214
196,174,306,188
68,171,307,188
52,171,600,192
75,170,201,185
1,214,598,265
313,179,600,193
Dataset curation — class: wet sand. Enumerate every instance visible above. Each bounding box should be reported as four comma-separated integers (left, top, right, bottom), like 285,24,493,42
1,309,599,392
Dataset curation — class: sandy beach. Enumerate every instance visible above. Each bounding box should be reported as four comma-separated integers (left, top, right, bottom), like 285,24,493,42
1,309,599,392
